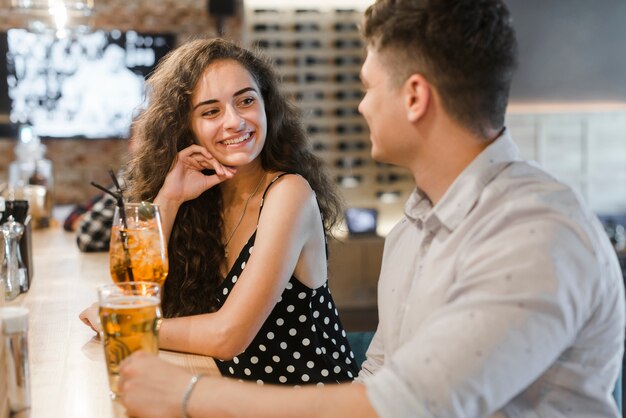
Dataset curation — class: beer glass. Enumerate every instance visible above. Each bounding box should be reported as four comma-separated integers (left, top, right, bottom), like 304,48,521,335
98,282,162,399
109,202,168,286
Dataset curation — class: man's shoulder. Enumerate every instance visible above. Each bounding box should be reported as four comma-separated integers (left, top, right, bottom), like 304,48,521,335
472,159,606,247
486,159,585,213
493,158,563,189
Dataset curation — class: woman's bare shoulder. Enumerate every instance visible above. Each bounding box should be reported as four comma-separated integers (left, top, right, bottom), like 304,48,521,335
265,173,314,199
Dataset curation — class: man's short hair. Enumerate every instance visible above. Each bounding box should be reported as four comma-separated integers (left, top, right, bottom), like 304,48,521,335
362,0,518,137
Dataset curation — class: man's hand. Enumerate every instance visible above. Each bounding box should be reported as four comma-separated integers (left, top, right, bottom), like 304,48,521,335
119,351,194,418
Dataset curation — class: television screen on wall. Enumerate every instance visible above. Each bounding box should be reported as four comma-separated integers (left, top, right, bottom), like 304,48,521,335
0,29,175,139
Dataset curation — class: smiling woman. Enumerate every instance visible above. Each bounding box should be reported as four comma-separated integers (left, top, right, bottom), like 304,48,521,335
190,61,267,168
78,38,358,386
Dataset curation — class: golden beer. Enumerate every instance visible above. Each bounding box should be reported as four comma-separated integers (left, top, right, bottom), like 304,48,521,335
98,283,162,399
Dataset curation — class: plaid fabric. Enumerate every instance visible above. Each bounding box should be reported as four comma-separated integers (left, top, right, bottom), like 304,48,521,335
63,192,103,231
76,193,117,252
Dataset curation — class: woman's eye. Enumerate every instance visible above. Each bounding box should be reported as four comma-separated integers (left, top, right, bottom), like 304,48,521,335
240,97,256,107
201,109,220,117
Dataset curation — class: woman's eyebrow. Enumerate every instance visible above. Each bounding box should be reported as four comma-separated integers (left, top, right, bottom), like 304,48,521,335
233,86,258,97
193,87,258,110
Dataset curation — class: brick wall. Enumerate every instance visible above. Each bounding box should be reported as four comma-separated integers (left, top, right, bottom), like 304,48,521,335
0,0,243,204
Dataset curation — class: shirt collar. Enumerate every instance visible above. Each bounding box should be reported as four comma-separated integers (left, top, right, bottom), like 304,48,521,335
404,129,521,232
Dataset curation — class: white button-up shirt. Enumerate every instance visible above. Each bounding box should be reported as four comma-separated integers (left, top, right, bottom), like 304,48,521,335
360,131,625,418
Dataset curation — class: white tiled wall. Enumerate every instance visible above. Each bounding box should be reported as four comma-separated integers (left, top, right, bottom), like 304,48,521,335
507,105,626,213
506,106,626,214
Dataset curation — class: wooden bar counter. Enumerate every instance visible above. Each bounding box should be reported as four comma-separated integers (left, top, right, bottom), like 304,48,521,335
6,225,218,418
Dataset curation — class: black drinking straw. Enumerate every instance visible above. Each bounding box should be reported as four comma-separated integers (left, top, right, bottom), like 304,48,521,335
90,171,135,282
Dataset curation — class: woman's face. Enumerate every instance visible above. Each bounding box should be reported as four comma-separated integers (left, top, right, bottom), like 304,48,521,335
190,59,267,168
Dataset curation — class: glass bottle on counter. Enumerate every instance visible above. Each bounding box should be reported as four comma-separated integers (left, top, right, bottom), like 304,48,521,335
0,216,26,301
0,196,4,305
8,125,54,229
0,306,31,413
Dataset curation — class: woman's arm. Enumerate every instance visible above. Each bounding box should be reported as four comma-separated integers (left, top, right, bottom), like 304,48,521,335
158,175,321,359
78,145,234,333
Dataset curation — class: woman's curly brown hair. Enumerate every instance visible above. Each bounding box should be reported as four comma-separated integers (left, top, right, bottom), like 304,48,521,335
126,38,342,318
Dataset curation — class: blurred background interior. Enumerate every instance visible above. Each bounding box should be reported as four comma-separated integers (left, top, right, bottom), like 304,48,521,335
0,0,626,334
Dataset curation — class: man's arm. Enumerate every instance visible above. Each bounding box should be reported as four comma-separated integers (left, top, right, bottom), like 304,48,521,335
358,326,384,379
120,352,380,418
190,375,378,418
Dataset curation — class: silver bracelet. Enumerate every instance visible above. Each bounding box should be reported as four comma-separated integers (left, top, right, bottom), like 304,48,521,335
181,373,205,418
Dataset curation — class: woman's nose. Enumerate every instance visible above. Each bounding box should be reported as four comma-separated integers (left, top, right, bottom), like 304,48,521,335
224,107,245,131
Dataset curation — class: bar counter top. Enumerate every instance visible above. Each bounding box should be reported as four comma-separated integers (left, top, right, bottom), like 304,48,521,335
8,225,218,418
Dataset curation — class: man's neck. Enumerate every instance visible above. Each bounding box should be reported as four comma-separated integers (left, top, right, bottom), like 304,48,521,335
409,123,503,206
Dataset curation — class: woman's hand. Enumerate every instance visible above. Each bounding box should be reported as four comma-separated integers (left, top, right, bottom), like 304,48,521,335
157,144,236,205
155,144,236,244
119,351,194,418
79,302,102,333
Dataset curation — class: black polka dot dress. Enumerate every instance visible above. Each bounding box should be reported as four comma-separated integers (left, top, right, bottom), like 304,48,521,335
214,175,359,385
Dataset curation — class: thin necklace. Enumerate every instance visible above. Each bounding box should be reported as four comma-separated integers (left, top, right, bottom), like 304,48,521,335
223,174,265,257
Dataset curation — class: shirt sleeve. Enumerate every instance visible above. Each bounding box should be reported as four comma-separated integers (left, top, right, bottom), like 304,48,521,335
357,326,385,380
363,213,607,418
76,194,117,252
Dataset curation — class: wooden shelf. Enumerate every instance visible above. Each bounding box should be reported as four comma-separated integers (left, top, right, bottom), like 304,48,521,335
327,235,384,310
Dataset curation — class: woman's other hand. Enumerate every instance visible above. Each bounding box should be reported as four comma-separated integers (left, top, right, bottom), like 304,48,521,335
79,302,102,333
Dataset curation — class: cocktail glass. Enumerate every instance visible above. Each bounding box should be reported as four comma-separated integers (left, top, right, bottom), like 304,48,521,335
109,202,168,286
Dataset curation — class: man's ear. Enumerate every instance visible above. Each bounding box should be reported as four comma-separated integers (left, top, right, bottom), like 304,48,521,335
404,73,431,123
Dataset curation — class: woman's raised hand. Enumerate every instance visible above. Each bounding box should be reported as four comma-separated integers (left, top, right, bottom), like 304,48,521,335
158,144,236,204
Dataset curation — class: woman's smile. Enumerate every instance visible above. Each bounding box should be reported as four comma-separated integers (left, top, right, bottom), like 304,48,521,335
221,131,253,147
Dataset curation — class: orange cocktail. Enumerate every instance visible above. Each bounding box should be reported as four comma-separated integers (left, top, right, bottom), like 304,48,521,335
109,202,168,286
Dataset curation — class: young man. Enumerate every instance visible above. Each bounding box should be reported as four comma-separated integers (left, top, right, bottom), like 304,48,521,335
118,1,625,417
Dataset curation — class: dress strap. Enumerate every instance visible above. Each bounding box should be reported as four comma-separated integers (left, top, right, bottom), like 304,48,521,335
257,173,292,223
